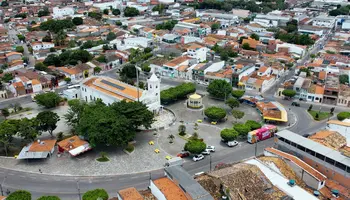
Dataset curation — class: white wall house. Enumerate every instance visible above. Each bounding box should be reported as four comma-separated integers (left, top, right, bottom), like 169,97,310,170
53,7,75,19
187,44,208,63
276,43,306,58
31,42,55,51
80,74,161,113
312,16,336,28
92,0,123,10
124,37,153,48
32,80,43,93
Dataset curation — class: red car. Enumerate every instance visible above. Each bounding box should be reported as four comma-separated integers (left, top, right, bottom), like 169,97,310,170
177,151,190,158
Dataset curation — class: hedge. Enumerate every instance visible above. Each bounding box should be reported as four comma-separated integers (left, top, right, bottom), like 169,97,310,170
160,83,196,104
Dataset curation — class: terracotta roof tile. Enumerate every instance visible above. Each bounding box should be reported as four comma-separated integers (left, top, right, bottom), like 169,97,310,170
57,136,88,152
153,177,187,200
118,187,144,200
29,139,57,152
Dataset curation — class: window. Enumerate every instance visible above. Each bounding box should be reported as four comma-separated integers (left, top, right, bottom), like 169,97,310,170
297,145,305,151
90,95,92,100
306,148,315,156
284,139,291,145
335,162,346,171
325,157,335,165
316,153,325,161
290,142,297,147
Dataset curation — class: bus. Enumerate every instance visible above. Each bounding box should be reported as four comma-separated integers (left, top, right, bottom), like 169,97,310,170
247,125,277,144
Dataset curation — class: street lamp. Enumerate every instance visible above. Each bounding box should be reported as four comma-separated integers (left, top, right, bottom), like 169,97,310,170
135,65,142,102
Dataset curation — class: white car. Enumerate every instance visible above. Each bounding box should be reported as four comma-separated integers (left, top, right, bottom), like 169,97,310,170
206,146,215,152
201,149,210,155
226,141,238,147
193,154,204,162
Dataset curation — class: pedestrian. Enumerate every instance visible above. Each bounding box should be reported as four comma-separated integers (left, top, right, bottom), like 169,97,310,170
39,169,42,173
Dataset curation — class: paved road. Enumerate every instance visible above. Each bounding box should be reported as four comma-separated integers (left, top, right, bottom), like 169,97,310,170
0,138,273,199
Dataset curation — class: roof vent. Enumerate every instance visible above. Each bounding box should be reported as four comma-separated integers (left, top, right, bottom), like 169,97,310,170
331,189,339,198
40,141,45,145
37,139,40,143
287,179,295,187
313,191,320,197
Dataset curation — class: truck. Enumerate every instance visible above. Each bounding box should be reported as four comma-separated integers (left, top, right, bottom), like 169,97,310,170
164,157,184,167
247,125,277,144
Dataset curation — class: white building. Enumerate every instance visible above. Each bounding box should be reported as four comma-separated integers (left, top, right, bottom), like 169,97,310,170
92,0,123,10
276,43,306,58
31,42,55,51
342,20,350,30
186,43,208,63
53,7,75,19
80,74,161,113
326,120,350,146
124,37,153,48
312,16,336,28
253,14,291,27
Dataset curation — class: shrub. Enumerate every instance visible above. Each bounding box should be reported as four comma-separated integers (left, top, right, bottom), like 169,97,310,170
125,144,135,153
184,139,206,154
82,189,108,200
204,106,226,121
7,190,31,200
160,83,196,104
233,123,250,137
308,105,313,111
245,120,262,131
220,128,239,141
337,112,350,121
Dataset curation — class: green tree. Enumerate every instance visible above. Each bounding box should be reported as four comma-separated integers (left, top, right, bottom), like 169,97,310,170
36,111,60,137
120,63,137,79
178,124,186,135
2,73,13,82
1,1,9,6
308,105,313,112
115,21,122,26
282,89,296,98
204,106,226,121
93,67,102,74
207,79,232,99
96,55,107,63
42,34,52,42
337,112,350,120
0,120,18,156
88,12,102,20
18,118,40,141
64,77,71,83
161,83,195,104
220,128,239,141
43,54,61,67
7,190,31,200
35,62,47,71
231,109,244,122
1,108,9,119
82,189,108,200
184,139,206,154
112,9,121,16
15,46,24,53
34,92,61,108
124,7,140,17
242,43,251,50
152,4,165,13
72,17,83,25
226,98,239,109
103,9,109,15
211,23,220,32
231,90,245,99
106,32,117,41
250,33,259,41
245,120,262,131
233,123,250,137
37,196,61,200
64,99,86,128
17,34,25,41
339,74,349,84
38,7,50,17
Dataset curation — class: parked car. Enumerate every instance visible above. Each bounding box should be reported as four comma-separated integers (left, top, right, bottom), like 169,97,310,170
206,146,215,152
291,102,300,107
193,154,204,162
226,141,238,147
201,149,210,155
177,151,190,158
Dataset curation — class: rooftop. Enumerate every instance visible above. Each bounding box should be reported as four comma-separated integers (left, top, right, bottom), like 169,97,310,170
29,139,57,152
118,187,144,200
153,177,187,200
309,130,346,150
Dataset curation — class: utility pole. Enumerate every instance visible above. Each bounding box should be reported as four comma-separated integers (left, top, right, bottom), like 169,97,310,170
0,184,3,196
255,140,258,157
135,65,142,102
77,180,81,200
209,154,212,171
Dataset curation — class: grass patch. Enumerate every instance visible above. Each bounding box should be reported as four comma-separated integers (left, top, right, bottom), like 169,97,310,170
308,110,331,121
125,144,135,153
96,152,109,162
10,107,32,115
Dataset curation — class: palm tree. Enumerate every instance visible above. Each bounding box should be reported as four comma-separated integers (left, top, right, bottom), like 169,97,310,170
168,134,175,143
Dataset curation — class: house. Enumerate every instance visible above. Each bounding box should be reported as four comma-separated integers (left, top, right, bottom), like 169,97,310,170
81,74,161,113
337,85,350,107
253,14,291,27
162,56,193,78
276,43,306,58
31,79,43,93
232,64,256,87
5,52,22,62
323,75,339,105
6,59,24,72
17,139,57,159
307,84,324,103
256,101,288,123
31,42,55,51
312,16,336,28
57,64,93,82
299,78,312,100
257,66,272,77
117,187,144,200
149,177,188,200
192,61,225,82
8,81,25,96
124,37,153,48
57,136,91,157
240,75,275,93
186,43,207,63
205,67,233,84
53,6,75,18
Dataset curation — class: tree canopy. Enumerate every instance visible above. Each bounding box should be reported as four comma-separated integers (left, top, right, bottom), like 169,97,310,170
36,111,60,137
40,19,74,33
339,74,349,84
207,79,232,99
38,7,50,17
231,90,245,99
112,9,121,16
37,196,61,200
329,5,350,16
15,46,24,53
220,128,239,141
204,106,226,121
211,23,220,32
161,83,196,104
152,4,165,13
82,189,108,200
106,32,117,41
275,31,314,45
250,33,259,41
124,7,140,17
75,100,154,147
18,117,40,141
35,62,47,71
44,50,93,66
184,139,206,154
233,123,250,137
7,190,31,200
88,12,102,20
34,92,61,108
245,120,262,131
72,17,83,25
231,109,244,122
337,112,350,121
156,20,178,31
282,89,296,98
225,98,239,109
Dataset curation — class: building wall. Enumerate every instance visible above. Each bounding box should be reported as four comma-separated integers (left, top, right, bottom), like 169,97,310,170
32,84,42,93
238,66,255,81
187,47,207,62
0,90,8,99
149,180,166,200
80,85,117,105
53,7,74,18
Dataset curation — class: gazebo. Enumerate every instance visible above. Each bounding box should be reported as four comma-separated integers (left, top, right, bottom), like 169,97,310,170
187,93,203,108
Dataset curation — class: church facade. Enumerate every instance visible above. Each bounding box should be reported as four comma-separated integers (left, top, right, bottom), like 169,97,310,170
80,73,161,113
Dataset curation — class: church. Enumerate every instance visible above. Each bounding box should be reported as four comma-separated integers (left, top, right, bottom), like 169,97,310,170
80,73,162,114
